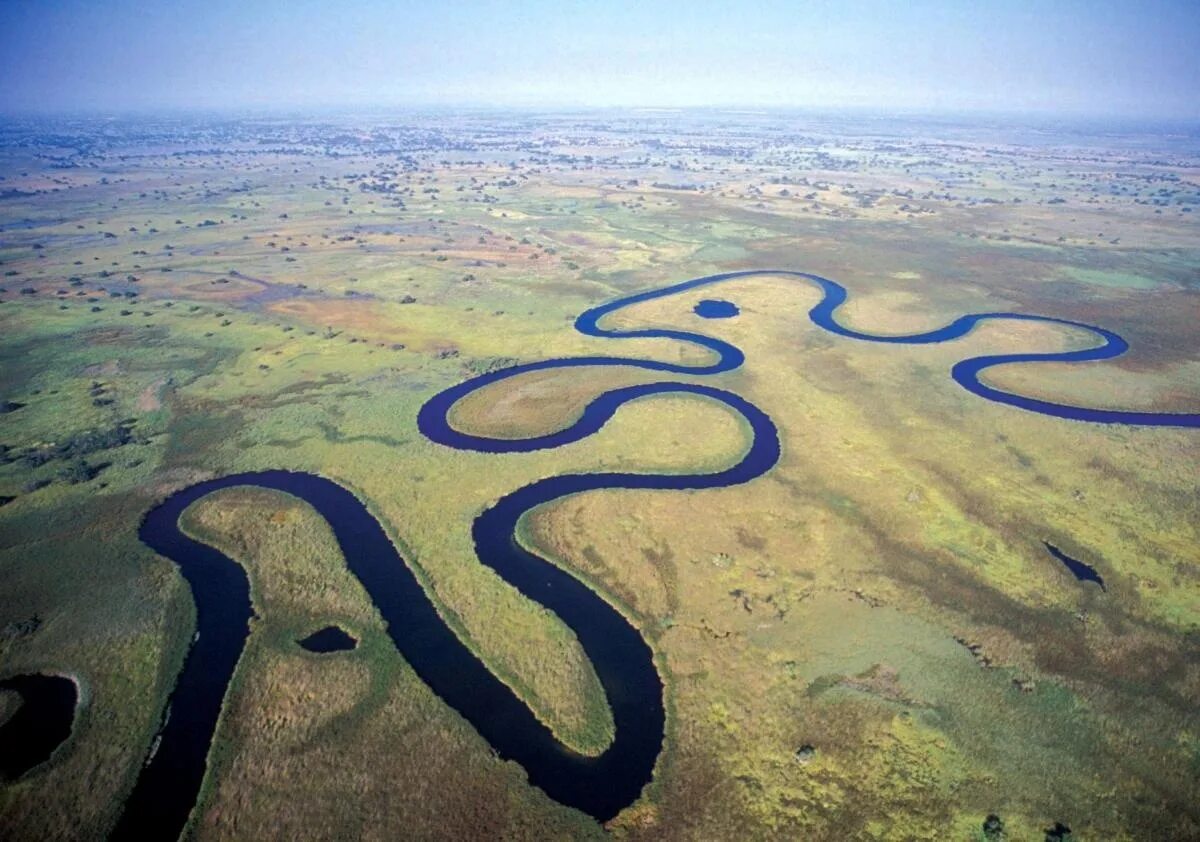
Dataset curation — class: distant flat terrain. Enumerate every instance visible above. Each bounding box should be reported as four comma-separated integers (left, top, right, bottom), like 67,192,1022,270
0,111,1197,841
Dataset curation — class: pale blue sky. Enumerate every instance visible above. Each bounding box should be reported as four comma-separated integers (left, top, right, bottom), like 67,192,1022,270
1,0,1197,117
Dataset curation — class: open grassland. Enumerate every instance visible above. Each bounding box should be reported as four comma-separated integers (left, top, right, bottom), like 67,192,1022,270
534,276,1199,838
1,112,1198,840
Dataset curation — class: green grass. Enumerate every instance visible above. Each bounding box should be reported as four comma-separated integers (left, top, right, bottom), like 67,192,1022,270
1061,266,1160,289
1,115,1198,840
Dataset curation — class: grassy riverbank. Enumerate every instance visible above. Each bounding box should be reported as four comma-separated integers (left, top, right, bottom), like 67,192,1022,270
2,111,1197,839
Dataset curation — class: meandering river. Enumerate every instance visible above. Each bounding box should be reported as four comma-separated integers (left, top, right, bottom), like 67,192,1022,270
111,270,1197,839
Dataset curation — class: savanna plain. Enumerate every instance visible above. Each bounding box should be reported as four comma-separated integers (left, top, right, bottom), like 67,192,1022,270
0,110,1198,840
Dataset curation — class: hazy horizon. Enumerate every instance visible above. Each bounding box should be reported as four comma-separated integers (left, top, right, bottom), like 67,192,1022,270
2,0,1198,120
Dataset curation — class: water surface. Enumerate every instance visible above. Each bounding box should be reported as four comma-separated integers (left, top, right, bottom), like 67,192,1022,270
0,673,77,780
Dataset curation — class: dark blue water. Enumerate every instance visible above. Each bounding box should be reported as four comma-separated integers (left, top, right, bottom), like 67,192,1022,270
694,299,739,318
298,626,358,653
1044,542,1106,591
0,674,77,780
420,270,1196,457
120,267,1196,840
116,382,779,834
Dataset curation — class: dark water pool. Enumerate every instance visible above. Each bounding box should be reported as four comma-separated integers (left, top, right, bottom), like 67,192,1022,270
693,299,739,318
1044,542,1106,590
0,673,77,780
298,625,358,653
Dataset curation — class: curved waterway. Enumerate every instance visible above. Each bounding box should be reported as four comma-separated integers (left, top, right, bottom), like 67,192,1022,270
117,269,1198,839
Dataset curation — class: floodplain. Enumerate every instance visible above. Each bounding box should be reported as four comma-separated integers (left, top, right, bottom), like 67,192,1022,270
0,110,1198,840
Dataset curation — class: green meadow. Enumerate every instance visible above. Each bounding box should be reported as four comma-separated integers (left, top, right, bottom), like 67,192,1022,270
1,113,1198,840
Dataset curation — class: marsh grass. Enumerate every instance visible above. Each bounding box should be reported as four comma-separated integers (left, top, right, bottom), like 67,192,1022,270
1,120,1197,839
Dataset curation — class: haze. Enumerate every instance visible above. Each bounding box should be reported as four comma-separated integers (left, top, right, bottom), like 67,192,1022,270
1,0,1198,118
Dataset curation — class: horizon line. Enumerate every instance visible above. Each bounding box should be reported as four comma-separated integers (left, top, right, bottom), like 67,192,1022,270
3,101,1199,126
